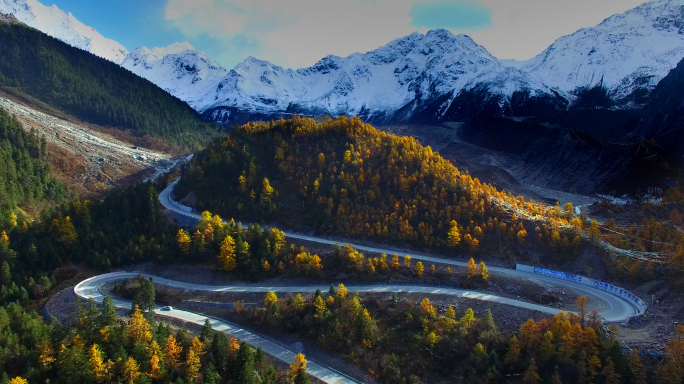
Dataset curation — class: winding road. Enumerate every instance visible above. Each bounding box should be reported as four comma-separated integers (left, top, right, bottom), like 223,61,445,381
159,178,643,323
71,178,648,384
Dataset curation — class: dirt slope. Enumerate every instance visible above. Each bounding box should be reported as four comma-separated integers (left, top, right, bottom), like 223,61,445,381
0,91,179,196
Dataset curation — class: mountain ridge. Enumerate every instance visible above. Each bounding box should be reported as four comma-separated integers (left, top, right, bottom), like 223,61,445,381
0,0,128,63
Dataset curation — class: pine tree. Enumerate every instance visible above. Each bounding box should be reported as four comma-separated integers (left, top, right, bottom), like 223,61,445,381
504,336,520,366
602,357,620,384
628,349,646,384
523,358,541,384
99,296,117,327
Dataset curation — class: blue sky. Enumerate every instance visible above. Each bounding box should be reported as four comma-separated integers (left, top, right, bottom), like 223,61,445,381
46,0,647,69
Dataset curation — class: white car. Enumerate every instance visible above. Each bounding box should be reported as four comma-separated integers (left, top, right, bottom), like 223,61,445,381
162,306,173,311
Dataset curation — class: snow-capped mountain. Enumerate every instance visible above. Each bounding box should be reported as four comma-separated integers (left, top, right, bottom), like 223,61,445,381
198,30,568,124
121,42,227,110
0,0,128,63
515,0,684,104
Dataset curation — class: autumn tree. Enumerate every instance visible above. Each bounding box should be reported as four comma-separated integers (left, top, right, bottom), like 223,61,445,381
477,261,488,281
447,220,461,246
88,344,109,383
415,261,424,278
128,305,152,344
467,257,476,279
164,334,183,371
177,229,191,253
218,235,237,271
504,335,520,366
391,253,400,270
523,358,541,384
290,353,308,383
576,296,588,327
122,357,141,384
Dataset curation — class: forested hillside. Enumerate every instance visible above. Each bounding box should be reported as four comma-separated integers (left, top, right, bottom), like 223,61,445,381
0,19,223,148
0,106,66,223
178,116,590,263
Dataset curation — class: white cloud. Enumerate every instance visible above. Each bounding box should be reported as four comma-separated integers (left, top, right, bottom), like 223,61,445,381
164,0,651,69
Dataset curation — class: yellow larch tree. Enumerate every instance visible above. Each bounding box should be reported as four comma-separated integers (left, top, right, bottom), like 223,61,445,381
122,357,141,384
337,284,348,300
415,261,424,278
467,257,476,279
177,229,191,253
8,378,27,384
289,353,307,380
147,354,162,379
313,295,327,319
447,220,461,246
37,340,56,368
264,291,278,307
88,344,108,383
420,298,436,318
164,334,183,370
185,349,201,383
477,261,488,281
391,253,400,270
128,306,152,344
217,235,236,271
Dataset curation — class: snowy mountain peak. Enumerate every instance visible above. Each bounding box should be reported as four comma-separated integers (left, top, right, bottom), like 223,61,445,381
195,29,568,124
0,0,128,63
121,43,227,110
519,0,684,103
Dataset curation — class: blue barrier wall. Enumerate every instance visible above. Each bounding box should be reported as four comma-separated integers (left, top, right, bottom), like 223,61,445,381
516,263,647,314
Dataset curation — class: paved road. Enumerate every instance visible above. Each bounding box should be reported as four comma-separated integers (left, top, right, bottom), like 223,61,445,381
74,272,362,384
159,179,641,323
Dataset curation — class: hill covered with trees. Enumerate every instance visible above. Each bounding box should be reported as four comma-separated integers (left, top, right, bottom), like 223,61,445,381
0,19,223,148
178,116,589,262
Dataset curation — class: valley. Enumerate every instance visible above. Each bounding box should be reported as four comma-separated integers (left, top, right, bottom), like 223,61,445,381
0,0,683,383
0,90,178,196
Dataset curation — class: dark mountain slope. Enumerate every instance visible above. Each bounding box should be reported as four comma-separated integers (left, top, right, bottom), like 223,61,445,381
0,17,222,148
458,112,681,197
637,56,684,158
